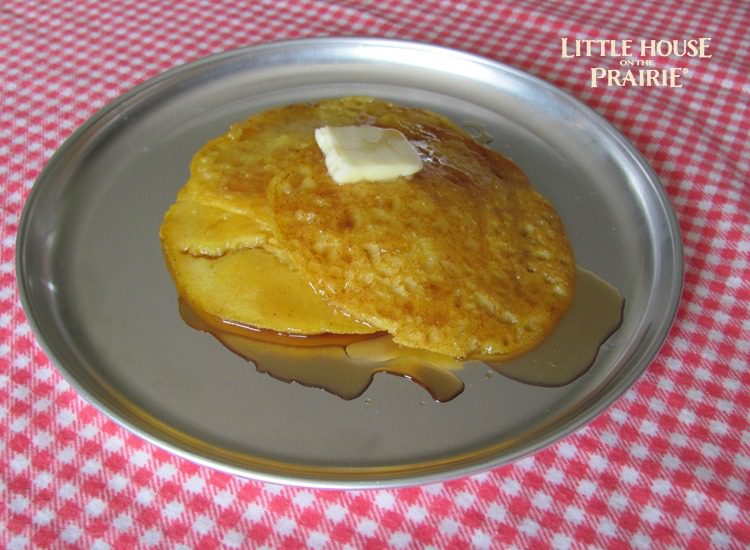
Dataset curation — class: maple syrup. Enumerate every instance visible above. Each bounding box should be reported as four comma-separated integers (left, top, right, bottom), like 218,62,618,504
179,267,623,402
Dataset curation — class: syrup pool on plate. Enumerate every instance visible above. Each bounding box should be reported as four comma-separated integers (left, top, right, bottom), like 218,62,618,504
179,267,623,402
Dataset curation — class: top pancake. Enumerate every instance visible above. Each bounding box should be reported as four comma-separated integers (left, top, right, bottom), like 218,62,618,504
266,97,575,358
161,96,575,359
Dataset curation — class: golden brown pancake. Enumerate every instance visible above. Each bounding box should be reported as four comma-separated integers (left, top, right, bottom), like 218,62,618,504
160,96,575,359
161,242,375,335
161,195,268,258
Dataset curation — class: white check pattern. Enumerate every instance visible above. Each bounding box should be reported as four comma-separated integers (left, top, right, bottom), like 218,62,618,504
1,0,748,547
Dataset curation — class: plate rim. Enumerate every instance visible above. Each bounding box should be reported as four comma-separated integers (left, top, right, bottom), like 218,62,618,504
15,37,684,489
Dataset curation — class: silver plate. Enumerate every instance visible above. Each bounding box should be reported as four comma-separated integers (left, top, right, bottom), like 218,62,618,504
16,38,682,488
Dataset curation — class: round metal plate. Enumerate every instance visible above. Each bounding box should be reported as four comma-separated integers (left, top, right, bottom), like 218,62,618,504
16,38,682,488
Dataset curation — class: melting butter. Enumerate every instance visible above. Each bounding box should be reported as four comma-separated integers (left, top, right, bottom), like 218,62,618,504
314,125,423,184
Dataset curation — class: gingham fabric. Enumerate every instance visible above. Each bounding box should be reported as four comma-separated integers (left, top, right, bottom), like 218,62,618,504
2,1,749,548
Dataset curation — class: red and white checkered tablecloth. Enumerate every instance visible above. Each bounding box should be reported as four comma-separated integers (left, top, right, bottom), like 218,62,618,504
2,1,749,547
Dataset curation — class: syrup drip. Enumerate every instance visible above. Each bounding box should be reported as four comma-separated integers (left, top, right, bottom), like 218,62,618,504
487,267,624,386
179,267,623,402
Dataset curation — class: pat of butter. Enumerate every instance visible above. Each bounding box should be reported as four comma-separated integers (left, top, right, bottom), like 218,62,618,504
314,125,423,185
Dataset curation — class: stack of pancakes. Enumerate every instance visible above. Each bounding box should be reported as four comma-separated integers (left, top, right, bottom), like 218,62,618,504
160,96,575,360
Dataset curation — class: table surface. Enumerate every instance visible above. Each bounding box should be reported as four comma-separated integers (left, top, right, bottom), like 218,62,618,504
2,1,748,548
